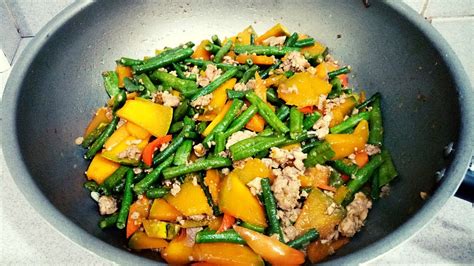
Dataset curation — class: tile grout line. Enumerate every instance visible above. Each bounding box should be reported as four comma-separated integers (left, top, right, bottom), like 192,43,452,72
420,0,430,17
428,14,474,20
10,37,35,65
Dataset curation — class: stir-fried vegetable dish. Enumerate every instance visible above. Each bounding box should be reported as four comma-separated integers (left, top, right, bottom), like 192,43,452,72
78,23,398,264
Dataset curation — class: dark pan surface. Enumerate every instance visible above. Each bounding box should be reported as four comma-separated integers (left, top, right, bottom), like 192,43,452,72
2,0,473,264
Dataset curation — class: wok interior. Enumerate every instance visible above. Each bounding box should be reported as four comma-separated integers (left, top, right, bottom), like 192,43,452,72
14,0,460,262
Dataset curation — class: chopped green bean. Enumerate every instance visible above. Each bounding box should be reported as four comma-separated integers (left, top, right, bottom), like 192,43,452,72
304,141,335,167
146,187,170,199
134,156,174,195
293,38,315,48
287,229,319,249
82,123,108,148
368,97,383,146
246,91,289,134
195,229,245,244
289,107,304,140
151,71,198,98
133,48,194,74
102,71,120,98
163,156,232,179
261,178,284,242
329,112,371,134
116,169,134,229
214,39,233,63
173,139,193,166
191,68,239,101
99,214,118,229
84,116,119,160
234,45,300,56
328,65,351,80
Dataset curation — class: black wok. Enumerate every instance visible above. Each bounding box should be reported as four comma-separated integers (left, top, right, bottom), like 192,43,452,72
1,0,473,264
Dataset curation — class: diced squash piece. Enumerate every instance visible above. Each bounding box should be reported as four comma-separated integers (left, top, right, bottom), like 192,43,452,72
206,78,236,115
326,120,369,160
208,216,223,231
192,40,212,60
234,158,272,184
218,172,267,227
84,107,111,137
149,199,182,221
300,42,328,58
254,72,267,102
116,99,173,137
295,188,346,239
165,181,213,216
330,97,357,127
143,220,180,240
255,23,290,44
307,238,350,263
235,54,275,65
205,169,221,204
128,231,168,250
298,174,314,188
236,26,256,45
264,74,287,87
161,231,194,265
104,124,130,150
180,219,210,228
126,121,151,139
202,101,232,137
86,154,120,184
245,113,266,132
333,185,350,205
102,135,149,165
226,50,237,60
281,143,301,151
278,72,332,107
116,65,133,88
192,243,264,266
305,166,335,191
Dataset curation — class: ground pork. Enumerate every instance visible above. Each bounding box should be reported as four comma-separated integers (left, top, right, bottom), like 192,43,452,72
152,91,180,107
226,130,257,150
280,51,310,72
193,143,207,157
191,94,213,108
117,145,141,161
98,196,117,215
269,147,307,171
262,36,286,46
170,181,182,196
311,112,333,140
338,192,372,237
365,144,381,156
197,64,222,87
222,55,238,65
247,177,263,196
277,208,302,242
272,166,302,211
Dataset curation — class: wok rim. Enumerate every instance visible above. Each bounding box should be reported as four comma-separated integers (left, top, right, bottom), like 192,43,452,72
1,0,473,265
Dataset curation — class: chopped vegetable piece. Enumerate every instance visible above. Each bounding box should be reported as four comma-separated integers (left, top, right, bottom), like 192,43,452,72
192,243,264,266
128,231,169,250
233,225,305,265
165,180,213,216
219,172,267,227
116,99,173,137
149,198,182,221
294,188,346,239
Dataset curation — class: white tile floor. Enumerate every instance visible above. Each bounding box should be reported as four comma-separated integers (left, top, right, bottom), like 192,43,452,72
1,0,473,264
